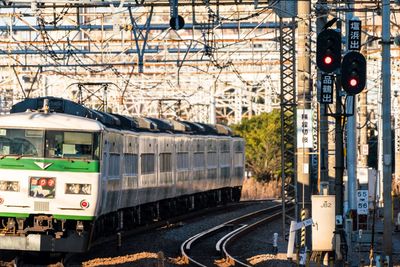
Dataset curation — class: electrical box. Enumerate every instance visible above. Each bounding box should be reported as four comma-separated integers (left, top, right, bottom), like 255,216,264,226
312,195,335,251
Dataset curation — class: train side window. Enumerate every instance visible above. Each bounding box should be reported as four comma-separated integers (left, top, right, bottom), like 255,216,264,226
207,152,218,168
193,152,205,168
177,152,189,171
124,153,138,175
159,153,172,173
108,153,120,178
141,153,155,174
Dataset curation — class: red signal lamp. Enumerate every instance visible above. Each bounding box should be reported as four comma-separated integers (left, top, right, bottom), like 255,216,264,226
324,56,333,65
349,78,358,87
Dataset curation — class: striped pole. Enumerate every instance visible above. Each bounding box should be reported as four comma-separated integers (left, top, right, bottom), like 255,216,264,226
299,208,307,266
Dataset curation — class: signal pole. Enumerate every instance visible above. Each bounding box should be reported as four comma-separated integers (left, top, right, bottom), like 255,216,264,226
381,0,392,264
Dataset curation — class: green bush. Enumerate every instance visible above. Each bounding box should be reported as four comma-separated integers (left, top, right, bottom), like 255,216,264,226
231,111,282,182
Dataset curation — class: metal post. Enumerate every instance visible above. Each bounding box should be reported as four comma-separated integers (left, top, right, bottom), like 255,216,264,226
334,21,345,266
346,12,357,215
316,0,329,193
381,0,392,264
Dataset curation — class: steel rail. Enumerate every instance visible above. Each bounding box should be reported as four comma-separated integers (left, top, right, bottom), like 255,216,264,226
221,208,292,266
180,203,282,266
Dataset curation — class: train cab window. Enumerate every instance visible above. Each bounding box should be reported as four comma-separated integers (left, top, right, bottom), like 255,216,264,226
45,131,100,160
0,128,44,157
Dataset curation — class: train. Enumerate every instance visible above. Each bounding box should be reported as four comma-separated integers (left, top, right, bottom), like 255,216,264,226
0,97,244,252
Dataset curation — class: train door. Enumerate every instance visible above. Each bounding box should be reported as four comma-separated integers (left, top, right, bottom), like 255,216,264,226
157,135,175,199
175,135,191,196
120,133,139,209
138,134,158,204
232,138,245,187
192,137,206,192
99,131,110,215
206,138,218,190
219,138,232,187
105,132,123,213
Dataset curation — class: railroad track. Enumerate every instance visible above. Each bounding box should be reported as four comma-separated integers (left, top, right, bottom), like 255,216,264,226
180,203,286,266
0,200,272,266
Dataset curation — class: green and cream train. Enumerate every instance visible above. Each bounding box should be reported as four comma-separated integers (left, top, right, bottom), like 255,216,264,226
0,97,244,252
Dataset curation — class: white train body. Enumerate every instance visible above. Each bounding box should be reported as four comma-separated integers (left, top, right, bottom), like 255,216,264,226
0,97,244,252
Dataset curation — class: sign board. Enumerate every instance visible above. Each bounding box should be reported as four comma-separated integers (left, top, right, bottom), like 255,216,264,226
297,109,313,149
348,19,361,51
320,74,334,104
293,218,314,231
357,190,369,215
357,167,369,184
312,195,335,251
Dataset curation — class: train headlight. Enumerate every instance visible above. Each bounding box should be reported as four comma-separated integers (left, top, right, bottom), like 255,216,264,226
0,181,20,192
65,184,91,195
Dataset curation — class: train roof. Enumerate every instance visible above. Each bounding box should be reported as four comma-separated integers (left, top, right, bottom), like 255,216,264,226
0,112,104,131
10,97,234,136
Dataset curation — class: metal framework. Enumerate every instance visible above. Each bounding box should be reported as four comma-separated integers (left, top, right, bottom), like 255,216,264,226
279,17,297,238
0,3,282,123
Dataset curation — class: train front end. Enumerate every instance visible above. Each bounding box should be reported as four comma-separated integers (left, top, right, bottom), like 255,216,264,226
0,112,102,252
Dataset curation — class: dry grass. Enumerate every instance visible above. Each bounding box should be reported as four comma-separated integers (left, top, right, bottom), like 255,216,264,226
240,178,281,200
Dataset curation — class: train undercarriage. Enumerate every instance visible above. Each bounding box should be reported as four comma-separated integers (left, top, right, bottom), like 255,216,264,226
0,186,241,252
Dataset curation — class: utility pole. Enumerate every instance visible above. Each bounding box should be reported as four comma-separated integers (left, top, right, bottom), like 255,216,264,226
381,0,392,264
297,0,311,262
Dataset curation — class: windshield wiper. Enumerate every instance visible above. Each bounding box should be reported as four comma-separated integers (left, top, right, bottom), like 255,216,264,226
0,154,19,159
15,154,36,160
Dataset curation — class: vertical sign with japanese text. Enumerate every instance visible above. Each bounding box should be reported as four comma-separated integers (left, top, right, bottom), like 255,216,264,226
348,19,361,51
320,74,334,104
297,109,313,149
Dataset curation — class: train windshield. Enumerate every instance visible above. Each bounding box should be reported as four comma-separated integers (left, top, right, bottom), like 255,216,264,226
0,128,100,160
0,129,44,157
45,131,100,160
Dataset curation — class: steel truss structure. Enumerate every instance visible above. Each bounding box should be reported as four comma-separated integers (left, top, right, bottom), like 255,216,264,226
0,1,281,123
279,17,297,237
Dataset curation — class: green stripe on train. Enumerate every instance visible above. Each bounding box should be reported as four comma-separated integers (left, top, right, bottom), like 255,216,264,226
0,158,99,172
53,214,95,220
0,212,95,221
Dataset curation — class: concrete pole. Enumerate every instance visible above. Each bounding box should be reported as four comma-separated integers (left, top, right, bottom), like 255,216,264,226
381,0,392,264
297,0,311,260
395,93,400,182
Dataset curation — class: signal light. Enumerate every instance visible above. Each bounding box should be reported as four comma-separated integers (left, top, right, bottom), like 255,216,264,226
349,78,358,87
324,56,333,65
317,29,342,73
341,51,366,95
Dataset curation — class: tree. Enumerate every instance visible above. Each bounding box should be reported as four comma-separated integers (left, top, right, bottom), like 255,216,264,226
231,110,281,182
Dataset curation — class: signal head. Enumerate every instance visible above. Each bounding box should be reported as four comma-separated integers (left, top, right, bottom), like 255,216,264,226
341,51,366,94
316,29,342,73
